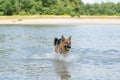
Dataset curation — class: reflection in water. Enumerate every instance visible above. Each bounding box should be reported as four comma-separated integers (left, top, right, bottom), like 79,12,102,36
54,60,71,80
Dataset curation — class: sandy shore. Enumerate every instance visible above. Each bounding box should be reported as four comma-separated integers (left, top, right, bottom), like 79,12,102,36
0,18,120,25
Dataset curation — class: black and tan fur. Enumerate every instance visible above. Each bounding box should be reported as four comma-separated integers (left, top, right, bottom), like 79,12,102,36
54,35,71,57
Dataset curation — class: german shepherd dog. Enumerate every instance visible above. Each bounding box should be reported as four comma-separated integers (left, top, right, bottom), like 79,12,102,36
54,35,71,57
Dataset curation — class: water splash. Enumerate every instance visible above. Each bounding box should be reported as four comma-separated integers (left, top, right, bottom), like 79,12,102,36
54,53,80,62
23,52,80,63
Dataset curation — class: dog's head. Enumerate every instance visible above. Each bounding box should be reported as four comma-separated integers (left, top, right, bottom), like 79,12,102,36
61,35,71,51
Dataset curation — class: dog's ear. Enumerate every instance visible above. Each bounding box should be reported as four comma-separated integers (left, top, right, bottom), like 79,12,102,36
69,36,71,40
61,35,65,40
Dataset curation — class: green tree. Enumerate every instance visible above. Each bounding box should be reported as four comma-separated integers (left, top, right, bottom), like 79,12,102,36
71,0,82,17
29,0,43,15
0,0,4,15
100,2,117,15
0,0,119,16
1,0,15,15
116,2,120,15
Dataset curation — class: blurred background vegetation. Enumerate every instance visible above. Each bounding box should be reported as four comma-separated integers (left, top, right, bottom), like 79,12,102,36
0,0,120,17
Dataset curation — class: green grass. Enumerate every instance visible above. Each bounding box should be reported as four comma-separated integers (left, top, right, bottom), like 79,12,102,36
0,15,71,20
0,15,120,20
80,15,120,19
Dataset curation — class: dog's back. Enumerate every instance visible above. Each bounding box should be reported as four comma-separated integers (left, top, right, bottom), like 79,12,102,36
54,38,62,46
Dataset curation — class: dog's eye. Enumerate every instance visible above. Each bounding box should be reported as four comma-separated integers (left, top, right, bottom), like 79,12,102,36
69,42,71,44
64,42,68,44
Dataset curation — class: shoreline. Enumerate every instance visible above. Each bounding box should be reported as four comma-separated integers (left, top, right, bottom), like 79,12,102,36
0,16,120,25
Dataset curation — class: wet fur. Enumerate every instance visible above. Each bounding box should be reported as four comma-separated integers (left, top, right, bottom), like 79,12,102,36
54,35,71,57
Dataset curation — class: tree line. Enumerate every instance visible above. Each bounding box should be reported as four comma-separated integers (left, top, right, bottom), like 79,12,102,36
0,0,120,16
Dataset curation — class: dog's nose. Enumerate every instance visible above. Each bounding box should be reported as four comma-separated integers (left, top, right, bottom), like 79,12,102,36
67,46,71,49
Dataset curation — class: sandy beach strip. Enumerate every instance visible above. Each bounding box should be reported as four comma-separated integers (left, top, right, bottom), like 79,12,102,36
0,18,120,25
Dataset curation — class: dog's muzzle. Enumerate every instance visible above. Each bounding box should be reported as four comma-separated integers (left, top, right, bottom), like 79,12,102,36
65,46,71,51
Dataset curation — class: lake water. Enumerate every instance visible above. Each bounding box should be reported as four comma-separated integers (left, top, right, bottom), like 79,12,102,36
0,25,120,80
